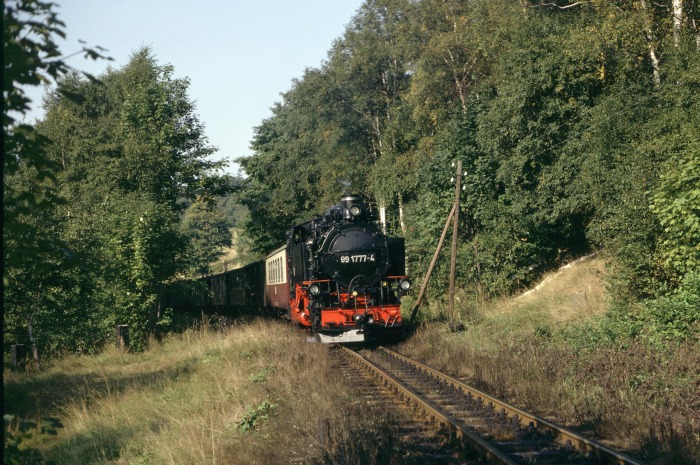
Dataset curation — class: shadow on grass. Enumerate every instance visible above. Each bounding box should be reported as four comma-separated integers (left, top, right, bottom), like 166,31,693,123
3,355,199,419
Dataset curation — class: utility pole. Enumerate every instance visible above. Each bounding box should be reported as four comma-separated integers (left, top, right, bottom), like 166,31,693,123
449,160,463,319
409,161,465,328
409,203,456,326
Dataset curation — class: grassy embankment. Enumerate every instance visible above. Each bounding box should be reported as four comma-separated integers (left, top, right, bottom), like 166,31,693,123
4,319,405,464
398,256,699,464
4,257,698,464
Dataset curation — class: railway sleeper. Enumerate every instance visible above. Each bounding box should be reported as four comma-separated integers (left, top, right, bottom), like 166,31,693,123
494,439,556,453
509,448,586,465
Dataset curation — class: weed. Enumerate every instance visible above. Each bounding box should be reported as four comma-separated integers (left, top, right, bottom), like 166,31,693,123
235,400,277,433
248,365,276,384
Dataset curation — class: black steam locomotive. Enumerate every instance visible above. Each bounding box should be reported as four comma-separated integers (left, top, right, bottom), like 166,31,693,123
282,194,410,342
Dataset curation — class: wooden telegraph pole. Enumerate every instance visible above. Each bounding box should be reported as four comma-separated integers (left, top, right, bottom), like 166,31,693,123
409,203,456,325
409,160,464,327
449,160,463,320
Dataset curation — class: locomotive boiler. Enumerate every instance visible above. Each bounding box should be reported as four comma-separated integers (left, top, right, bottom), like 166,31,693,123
274,194,411,342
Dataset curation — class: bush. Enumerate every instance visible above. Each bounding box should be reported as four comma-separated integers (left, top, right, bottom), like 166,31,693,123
642,272,700,349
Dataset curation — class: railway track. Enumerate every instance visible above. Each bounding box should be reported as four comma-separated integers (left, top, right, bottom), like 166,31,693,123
331,347,467,464
338,345,646,465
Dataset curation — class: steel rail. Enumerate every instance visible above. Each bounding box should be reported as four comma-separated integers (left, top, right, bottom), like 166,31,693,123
340,346,519,465
379,346,646,465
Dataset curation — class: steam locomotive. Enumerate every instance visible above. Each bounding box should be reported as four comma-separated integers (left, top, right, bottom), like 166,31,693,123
178,194,411,343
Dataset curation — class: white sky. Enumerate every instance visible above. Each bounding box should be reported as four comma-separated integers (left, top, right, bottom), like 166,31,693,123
21,0,365,176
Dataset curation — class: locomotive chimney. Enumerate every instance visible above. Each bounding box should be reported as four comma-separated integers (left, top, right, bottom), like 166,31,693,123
340,194,362,220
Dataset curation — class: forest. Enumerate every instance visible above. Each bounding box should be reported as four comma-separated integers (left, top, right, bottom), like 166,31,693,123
4,0,699,358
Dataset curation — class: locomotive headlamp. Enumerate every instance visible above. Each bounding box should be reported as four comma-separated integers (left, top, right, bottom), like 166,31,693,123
399,279,412,291
308,284,321,296
366,315,375,325
354,313,366,324
349,204,361,217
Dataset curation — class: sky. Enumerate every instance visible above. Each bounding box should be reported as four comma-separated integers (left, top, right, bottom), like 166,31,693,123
22,0,366,176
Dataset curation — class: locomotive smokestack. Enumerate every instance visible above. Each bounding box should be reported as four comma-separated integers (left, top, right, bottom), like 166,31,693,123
340,194,362,220
340,194,360,208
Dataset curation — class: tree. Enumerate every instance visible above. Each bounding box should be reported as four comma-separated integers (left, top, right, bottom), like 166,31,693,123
37,49,232,349
6,46,232,353
238,63,374,254
651,144,700,279
328,0,418,229
3,0,110,360
648,56,700,281
116,50,229,207
99,194,184,349
181,200,233,275
3,0,107,285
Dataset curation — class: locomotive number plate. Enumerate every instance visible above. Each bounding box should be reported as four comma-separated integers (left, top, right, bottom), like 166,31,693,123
339,253,376,264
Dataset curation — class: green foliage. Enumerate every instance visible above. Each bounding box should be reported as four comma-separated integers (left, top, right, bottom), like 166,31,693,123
650,146,700,279
3,0,102,286
248,365,276,384
643,273,700,349
4,24,231,354
4,414,61,465
237,0,425,247
95,194,184,350
234,400,277,433
648,57,700,280
34,49,231,351
215,175,248,227
3,0,111,356
181,200,232,275
559,272,699,354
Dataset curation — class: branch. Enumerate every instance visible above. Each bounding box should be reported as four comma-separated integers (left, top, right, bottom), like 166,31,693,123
530,1,583,9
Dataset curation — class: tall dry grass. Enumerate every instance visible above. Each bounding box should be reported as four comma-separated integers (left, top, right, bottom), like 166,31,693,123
399,257,700,465
4,319,404,465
